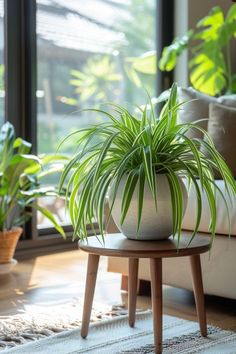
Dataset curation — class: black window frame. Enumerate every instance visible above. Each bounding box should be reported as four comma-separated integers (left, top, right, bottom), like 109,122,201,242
3,0,174,254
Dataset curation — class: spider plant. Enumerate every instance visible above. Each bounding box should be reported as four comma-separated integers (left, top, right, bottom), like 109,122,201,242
59,83,236,244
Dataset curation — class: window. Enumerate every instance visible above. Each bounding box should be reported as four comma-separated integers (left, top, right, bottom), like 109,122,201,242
3,0,174,243
36,0,157,228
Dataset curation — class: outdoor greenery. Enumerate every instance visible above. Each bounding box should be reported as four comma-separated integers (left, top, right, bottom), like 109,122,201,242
116,0,156,100
60,56,122,108
129,4,236,96
0,122,66,234
117,0,155,57
125,51,156,89
59,83,236,245
36,0,157,162
56,0,156,113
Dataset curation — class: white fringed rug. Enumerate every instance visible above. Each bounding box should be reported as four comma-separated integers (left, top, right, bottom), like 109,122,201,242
3,311,236,354
0,299,128,351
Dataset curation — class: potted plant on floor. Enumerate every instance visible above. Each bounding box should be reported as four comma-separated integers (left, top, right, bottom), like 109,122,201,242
0,122,65,268
59,83,236,244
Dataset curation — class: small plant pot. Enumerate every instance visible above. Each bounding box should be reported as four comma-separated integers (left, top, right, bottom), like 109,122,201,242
0,228,23,264
109,174,187,241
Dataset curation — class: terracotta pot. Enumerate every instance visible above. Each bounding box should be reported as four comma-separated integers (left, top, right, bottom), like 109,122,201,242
109,174,187,241
0,227,23,264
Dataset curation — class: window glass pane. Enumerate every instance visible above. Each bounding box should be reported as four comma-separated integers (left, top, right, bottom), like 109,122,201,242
0,0,4,126
36,0,156,228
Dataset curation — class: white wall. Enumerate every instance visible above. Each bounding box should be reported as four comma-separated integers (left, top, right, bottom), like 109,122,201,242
174,0,189,87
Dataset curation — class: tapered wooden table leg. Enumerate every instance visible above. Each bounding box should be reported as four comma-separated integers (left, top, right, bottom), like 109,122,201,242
190,254,207,337
128,258,139,327
150,258,162,354
81,254,100,338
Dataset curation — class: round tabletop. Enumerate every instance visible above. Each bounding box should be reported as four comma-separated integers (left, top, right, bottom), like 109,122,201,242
79,233,211,258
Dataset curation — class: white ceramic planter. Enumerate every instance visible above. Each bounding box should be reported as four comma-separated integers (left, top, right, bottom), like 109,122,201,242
108,174,187,241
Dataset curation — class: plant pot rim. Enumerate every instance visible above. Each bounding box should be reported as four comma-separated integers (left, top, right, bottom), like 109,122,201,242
0,227,23,235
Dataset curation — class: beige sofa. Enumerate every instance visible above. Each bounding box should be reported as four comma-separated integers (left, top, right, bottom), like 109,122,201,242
107,180,236,300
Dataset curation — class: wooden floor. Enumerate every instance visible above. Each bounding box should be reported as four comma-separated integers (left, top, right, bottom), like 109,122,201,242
0,249,235,332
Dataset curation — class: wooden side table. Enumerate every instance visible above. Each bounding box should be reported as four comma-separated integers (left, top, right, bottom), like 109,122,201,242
79,233,210,354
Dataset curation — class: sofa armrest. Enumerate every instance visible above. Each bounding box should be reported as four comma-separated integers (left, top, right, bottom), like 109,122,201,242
182,179,236,235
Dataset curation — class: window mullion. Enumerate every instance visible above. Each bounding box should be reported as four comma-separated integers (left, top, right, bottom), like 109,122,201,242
4,0,36,147
4,0,37,240
156,0,174,95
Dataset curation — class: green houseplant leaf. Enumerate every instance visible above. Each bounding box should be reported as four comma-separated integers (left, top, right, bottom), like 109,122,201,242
129,4,236,96
59,83,236,244
159,31,193,72
0,122,67,235
159,5,236,95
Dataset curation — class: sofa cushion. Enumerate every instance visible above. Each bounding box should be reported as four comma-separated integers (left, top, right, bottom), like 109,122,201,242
207,103,236,178
182,179,236,235
178,87,236,139
178,87,215,138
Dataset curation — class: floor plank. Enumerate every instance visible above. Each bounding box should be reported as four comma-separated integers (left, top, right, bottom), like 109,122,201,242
0,250,235,332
